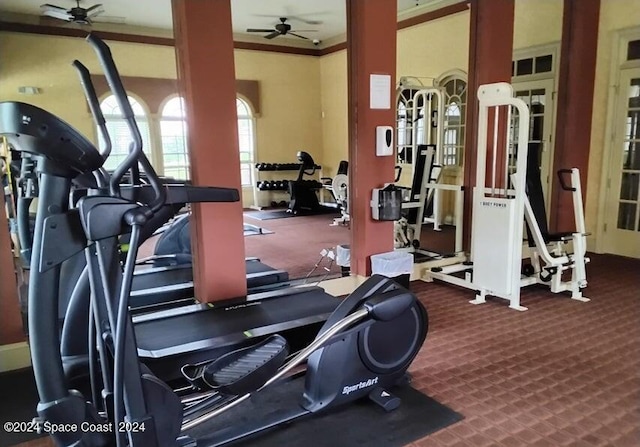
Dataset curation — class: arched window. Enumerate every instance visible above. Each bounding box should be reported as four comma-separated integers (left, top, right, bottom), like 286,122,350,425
437,74,467,166
99,95,152,171
237,98,255,186
160,97,189,180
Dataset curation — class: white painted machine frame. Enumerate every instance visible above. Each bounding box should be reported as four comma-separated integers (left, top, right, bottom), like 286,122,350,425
396,87,464,258
411,88,445,233
425,82,590,311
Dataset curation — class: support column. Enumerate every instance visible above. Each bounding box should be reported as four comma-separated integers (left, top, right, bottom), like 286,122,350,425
463,0,515,250
172,0,246,301
347,0,398,276
0,212,24,345
550,0,600,232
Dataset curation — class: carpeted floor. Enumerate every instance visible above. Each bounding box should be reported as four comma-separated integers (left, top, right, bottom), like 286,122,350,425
242,212,457,279
6,253,640,447
243,211,349,280
138,212,457,281
405,253,640,447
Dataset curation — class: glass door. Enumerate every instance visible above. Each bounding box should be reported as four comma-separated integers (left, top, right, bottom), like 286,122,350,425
603,67,640,258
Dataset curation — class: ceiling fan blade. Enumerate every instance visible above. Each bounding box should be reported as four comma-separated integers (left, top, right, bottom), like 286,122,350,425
86,5,105,18
86,4,103,12
253,13,323,26
264,31,281,40
40,4,69,13
93,15,126,24
288,32,309,40
246,28,276,33
42,10,73,21
289,30,318,33
287,15,323,25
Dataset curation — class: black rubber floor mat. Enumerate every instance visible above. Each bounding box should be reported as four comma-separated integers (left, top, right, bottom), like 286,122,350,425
187,377,463,447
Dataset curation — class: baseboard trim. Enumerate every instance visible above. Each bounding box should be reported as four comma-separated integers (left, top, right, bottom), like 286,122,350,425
0,342,31,372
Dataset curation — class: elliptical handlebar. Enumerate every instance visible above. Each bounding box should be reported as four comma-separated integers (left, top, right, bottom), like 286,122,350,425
86,33,166,212
71,60,110,189
72,60,111,161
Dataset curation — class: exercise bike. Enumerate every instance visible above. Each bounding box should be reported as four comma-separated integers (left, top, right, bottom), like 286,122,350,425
287,151,323,215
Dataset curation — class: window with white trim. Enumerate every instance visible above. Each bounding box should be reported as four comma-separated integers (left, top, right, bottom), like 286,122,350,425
237,98,255,187
439,76,467,167
99,95,152,171
160,97,189,180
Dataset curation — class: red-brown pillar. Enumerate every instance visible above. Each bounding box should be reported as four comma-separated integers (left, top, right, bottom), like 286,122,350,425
0,213,24,344
347,0,397,276
550,0,600,232
463,0,515,250
172,0,246,301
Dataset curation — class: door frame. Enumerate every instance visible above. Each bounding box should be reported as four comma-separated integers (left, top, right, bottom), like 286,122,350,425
595,26,640,254
601,66,640,257
511,78,557,213
511,43,561,219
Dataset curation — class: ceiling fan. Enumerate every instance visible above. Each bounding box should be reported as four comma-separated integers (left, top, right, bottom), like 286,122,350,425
40,0,105,26
246,17,317,40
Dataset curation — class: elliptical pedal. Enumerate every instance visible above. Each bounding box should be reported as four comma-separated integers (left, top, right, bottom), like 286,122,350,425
182,335,289,396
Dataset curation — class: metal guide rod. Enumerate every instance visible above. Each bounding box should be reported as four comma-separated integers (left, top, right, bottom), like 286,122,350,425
492,106,499,196
504,105,512,196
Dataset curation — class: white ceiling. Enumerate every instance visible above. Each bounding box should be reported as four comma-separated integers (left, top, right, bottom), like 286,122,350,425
0,0,457,43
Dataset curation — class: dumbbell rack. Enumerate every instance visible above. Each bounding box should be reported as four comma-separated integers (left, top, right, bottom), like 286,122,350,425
251,162,322,210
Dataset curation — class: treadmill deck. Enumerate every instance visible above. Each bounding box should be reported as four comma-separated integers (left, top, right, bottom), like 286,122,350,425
134,287,339,359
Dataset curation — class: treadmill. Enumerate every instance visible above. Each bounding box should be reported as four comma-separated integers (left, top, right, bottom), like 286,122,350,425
11,115,289,318
129,211,289,309
129,257,288,309
132,286,339,381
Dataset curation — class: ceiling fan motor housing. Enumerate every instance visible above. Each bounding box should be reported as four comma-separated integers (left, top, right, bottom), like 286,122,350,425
275,22,291,34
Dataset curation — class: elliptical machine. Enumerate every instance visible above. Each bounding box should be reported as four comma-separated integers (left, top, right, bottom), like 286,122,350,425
0,34,429,447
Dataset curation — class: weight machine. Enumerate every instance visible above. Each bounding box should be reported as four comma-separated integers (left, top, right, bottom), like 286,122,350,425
425,83,589,311
395,82,464,259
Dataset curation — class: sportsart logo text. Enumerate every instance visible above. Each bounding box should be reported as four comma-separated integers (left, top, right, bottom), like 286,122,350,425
342,377,379,395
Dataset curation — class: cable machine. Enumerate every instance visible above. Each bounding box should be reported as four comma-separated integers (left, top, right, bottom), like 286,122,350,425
425,83,589,311
395,79,464,259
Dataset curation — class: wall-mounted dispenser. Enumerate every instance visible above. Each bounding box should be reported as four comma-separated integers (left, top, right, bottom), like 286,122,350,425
376,126,393,156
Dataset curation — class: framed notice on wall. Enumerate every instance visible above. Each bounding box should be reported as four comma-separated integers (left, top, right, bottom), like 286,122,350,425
369,74,391,110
